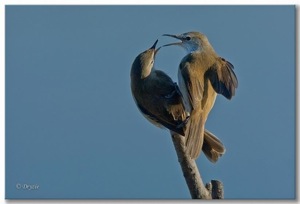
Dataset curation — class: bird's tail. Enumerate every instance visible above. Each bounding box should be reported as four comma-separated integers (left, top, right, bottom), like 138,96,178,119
185,111,204,159
203,129,226,163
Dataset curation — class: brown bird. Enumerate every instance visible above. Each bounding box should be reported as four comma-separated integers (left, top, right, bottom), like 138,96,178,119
130,39,228,163
130,40,188,136
163,31,238,160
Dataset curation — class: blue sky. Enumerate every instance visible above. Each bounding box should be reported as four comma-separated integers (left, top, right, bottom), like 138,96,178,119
5,5,295,199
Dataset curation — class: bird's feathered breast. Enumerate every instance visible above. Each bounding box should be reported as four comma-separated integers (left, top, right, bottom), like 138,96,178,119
179,52,217,110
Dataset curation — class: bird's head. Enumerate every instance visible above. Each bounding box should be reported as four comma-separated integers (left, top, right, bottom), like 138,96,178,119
162,31,212,53
131,39,161,79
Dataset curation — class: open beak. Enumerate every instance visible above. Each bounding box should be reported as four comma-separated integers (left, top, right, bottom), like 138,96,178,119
162,34,183,47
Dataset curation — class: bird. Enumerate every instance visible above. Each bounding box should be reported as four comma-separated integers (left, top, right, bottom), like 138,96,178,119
130,39,189,136
163,31,238,159
130,39,227,163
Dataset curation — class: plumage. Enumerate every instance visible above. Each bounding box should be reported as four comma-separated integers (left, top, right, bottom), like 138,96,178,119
203,130,226,163
163,31,238,159
205,57,238,99
130,40,189,136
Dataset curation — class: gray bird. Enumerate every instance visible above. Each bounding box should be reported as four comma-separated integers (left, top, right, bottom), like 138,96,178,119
163,32,238,160
130,39,227,162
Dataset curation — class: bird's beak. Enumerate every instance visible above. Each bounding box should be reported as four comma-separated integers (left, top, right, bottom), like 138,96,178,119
162,34,183,47
163,34,181,39
149,39,161,56
150,39,158,50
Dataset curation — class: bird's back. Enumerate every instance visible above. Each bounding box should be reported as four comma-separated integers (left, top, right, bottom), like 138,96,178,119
132,69,188,135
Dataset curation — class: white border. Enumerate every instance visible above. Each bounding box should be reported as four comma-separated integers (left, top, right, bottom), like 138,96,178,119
1,1,298,204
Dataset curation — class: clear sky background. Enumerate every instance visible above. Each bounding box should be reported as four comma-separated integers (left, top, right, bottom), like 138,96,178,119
5,5,295,199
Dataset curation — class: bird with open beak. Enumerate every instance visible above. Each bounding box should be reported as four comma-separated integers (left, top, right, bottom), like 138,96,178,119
163,32,238,160
130,40,189,136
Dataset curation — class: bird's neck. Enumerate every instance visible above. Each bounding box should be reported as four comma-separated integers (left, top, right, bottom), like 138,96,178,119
185,42,215,55
184,47,217,69
184,44,202,53
141,66,154,79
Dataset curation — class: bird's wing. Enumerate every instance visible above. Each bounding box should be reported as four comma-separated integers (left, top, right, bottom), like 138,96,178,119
179,59,204,110
153,70,188,122
136,98,186,136
205,57,238,99
150,70,176,96
137,70,188,135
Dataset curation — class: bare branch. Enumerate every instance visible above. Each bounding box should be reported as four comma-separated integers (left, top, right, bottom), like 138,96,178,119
170,132,224,199
211,180,224,199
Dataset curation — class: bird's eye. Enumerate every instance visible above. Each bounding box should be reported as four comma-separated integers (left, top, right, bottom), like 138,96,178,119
186,36,191,41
